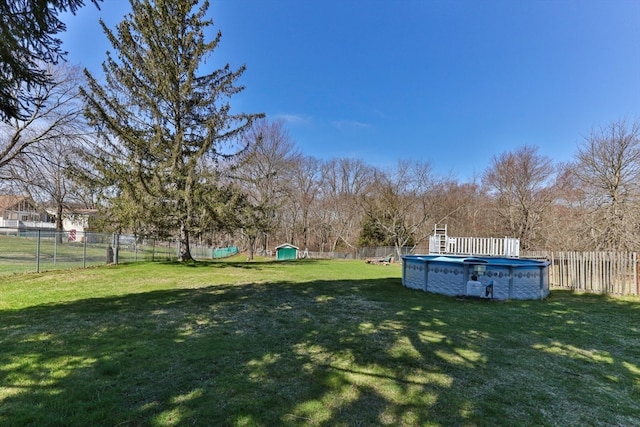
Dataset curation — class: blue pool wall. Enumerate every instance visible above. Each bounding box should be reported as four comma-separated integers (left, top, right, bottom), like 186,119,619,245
402,255,550,300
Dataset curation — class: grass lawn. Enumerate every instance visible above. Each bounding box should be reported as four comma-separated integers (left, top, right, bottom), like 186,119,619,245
1,257,639,426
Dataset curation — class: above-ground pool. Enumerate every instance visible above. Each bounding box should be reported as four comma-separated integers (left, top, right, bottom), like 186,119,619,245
402,255,550,300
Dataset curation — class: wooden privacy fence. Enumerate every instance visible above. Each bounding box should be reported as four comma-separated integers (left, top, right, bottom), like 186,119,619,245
524,251,639,296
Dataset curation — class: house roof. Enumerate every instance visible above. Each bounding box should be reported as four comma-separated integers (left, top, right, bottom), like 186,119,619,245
44,207,99,216
0,195,36,211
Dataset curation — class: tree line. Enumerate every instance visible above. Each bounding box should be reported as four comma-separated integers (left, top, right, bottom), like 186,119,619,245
2,1,639,261
227,119,640,259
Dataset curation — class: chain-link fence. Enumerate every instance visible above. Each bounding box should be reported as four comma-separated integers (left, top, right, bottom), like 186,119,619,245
213,246,239,258
358,246,425,260
0,229,231,275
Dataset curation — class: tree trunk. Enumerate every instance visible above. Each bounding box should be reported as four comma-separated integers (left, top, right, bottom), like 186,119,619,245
178,222,193,262
56,201,64,244
247,235,256,261
260,232,268,256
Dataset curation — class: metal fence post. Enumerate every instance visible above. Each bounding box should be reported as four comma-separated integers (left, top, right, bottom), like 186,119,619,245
633,252,640,295
83,232,87,269
36,229,41,273
115,233,119,265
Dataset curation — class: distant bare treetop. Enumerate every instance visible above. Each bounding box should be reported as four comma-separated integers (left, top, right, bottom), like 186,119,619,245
575,119,640,250
0,63,85,173
482,145,559,250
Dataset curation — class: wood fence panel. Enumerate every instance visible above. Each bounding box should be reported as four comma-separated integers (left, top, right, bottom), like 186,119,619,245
522,251,638,296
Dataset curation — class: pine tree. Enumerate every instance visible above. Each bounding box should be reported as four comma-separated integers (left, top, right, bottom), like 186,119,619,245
80,0,262,261
0,0,101,122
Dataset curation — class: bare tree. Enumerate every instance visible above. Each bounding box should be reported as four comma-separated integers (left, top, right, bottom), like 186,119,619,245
0,63,85,175
284,155,322,250
318,157,374,252
362,159,436,260
575,119,640,250
541,162,593,251
427,179,489,238
482,145,561,250
7,134,90,237
234,118,300,259
0,63,90,242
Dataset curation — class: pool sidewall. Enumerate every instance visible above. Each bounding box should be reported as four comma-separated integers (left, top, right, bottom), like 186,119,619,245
402,255,550,300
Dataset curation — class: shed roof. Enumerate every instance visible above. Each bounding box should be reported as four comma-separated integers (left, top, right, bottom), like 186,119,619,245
275,243,299,250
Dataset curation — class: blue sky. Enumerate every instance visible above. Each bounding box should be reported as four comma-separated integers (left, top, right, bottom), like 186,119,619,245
60,0,640,181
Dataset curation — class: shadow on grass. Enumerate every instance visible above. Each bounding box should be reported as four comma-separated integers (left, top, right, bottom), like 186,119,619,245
1,279,640,426
145,257,327,270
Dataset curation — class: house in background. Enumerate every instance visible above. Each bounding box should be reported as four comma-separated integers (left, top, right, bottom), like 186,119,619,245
0,195,98,240
45,207,99,235
0,195,52,230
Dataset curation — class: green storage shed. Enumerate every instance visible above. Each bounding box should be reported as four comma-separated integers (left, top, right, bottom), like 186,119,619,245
275,244,299,261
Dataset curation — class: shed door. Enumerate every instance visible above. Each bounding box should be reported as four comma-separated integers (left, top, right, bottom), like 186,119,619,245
278,248,296,260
